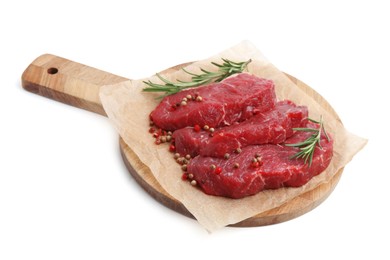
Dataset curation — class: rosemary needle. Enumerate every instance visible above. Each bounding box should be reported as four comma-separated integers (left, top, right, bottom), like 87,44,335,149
285,116,330,167
142,58,252,96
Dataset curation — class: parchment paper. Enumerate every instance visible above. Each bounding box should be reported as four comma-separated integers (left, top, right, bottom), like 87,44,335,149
99,41,367,232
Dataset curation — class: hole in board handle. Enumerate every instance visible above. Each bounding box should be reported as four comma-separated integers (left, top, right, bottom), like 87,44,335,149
47,67,58,74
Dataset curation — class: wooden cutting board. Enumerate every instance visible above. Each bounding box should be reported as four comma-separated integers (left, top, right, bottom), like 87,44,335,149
22,54,343,227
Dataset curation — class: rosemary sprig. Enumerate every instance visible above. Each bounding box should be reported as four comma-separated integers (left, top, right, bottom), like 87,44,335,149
142,58,252,96
285,116,330,167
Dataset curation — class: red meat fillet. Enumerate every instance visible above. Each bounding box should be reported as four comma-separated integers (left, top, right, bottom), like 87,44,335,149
186,122,333,199
150,73,276,131
173,100,308,158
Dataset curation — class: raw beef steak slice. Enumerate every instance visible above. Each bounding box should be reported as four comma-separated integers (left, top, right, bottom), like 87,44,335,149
150,73,276,131
173,100,308,158
187,122,333,199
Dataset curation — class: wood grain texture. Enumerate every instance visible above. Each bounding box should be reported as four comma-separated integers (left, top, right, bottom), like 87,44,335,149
21,55,343,227
22,54,128,115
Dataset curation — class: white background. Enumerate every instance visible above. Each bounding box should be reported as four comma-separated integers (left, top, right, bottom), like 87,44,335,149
1,0,388,259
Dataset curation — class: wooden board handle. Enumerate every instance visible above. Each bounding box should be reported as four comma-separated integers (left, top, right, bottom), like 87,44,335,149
21,54,128,116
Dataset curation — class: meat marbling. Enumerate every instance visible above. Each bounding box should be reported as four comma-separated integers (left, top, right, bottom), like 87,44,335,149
173,100,308,158
148,71,333,199
150,73,276,131
186,122,333,199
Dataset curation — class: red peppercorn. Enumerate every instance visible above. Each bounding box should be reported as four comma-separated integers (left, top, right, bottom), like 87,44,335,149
148,127,155,133
194,124,201,132
251,161,260,168
215,167,222,175
169,144,176,152
181,173,188,181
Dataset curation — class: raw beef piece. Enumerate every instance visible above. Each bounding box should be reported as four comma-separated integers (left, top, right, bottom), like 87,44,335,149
173,100,308,158
187,122,333,199
149,73,276,131
173,127,210,158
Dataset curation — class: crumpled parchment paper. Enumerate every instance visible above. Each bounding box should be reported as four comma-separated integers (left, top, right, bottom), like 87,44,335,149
99,41,367,232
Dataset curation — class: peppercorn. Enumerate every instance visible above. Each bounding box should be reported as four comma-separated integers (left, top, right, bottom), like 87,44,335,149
194,124,201,132
190,180,197,186
251,161,260,168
